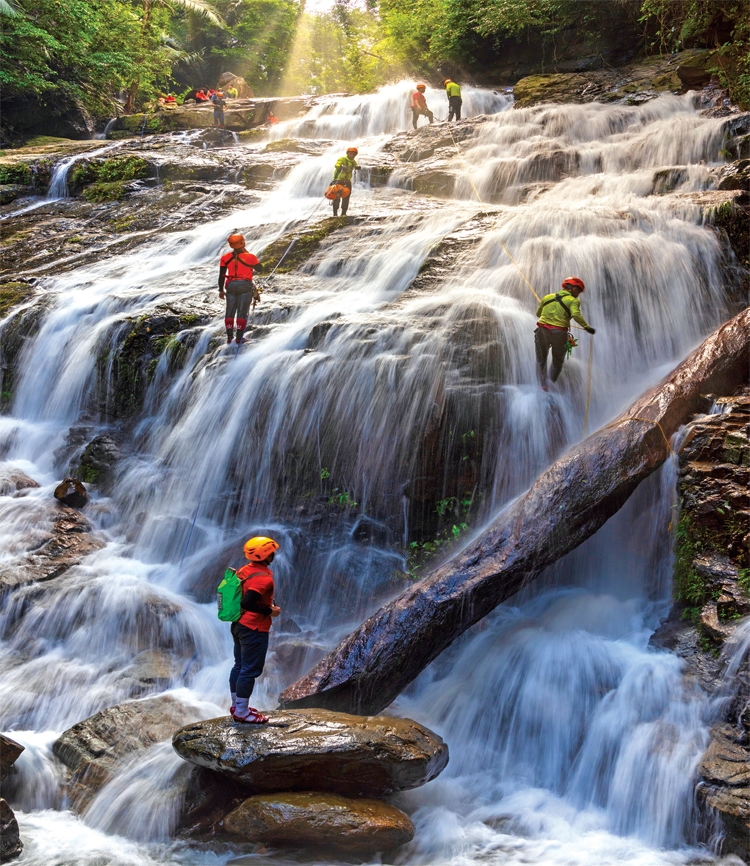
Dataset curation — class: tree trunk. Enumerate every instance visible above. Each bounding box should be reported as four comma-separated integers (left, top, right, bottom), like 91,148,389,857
279,308,750,715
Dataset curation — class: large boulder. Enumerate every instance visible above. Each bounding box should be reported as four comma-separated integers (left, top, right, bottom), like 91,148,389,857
0,800,21,863
172,709,448,797
53,695,203,809
0,469,39,497
0,735,23,783
223,792,414,856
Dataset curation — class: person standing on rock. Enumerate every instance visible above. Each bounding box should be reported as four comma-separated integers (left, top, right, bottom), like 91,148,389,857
534,277,595,390
211,91,226,128
330,147,359,216
219,233,264,345
411,84,434,129
229,536,281,723
443,78,463,121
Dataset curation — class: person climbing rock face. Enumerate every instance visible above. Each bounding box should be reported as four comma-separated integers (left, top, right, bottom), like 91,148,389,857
443,78,462,121
229,536,281,723
411,84,434,129
330,147,359,216
219,233,264,345
534,277,596,390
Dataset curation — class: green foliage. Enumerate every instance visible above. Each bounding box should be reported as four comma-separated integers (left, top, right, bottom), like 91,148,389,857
739,568,750,595
82,181,127,202
320,468,331,480
0,164,31,184
329,489,357,509
673,514,708,610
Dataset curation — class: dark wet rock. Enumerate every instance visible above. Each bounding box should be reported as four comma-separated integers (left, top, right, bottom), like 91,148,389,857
53,695,203,810
0,186,30,206
53,477,89,508
223,792,415,855
77,436,120,491
0,735,24,783
717,160,750,192
262,217,349,273
274,638,328,680
117,649,183,691
0,469,39,496
0,504,105,593
172,709,449,798
178,766,249,840
0,799,22,863
676,49,717,90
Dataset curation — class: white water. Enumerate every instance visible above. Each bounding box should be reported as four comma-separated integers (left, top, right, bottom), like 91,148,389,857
0,82,741,864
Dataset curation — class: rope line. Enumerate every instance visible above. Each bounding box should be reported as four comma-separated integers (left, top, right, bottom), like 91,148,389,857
583,336,594,436
259,198,326,290
600,416,675,455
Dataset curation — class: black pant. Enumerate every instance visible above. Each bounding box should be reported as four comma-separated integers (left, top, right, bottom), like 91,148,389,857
225,281,254,321
229,622,269,699
332,181,351,215
412,107,434,129
534,326,569,384
448,96,462,121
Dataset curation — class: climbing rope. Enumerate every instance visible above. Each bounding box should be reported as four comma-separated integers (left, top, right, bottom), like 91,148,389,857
257,198,327,292
583,337,594,436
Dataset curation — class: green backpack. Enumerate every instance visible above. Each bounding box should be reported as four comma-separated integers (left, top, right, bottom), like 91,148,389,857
217,567,242,622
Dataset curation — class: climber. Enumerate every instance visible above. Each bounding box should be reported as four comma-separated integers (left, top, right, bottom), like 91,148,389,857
229,536,281,723
226,85,238,99
211,91,226,127
534,277,596,389
443,78,463,121
330,147,359,216
219,233,265,345
411,84,434,129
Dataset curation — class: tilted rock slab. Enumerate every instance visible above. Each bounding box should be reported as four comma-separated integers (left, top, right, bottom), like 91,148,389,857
0,734,24,783
280,307,750,715
53,695,202,809
223,792,414,856
172,709,448,798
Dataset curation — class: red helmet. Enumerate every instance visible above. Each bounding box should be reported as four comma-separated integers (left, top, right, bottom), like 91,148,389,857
416,83,426,91
346,146,358,154
561,277,585,291
228,233,245,249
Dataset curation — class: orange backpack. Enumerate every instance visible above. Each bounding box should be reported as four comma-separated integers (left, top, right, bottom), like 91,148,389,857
325,183,351,200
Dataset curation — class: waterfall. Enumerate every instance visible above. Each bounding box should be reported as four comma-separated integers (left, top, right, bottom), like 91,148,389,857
0,82,738,865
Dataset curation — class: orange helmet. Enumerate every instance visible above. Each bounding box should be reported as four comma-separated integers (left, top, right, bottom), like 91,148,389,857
416,83,426,91
562,277,585,291
228,233,245,249
442,78,452,86
244,536,279,561
346,146,358,154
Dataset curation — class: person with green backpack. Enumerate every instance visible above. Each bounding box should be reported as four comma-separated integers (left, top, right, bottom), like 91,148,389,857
218,536,280,723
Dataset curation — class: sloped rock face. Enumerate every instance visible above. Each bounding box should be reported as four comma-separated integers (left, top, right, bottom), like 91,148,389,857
223,792,414,855
700,725,750,861
172,709,448,797
53,695,202,809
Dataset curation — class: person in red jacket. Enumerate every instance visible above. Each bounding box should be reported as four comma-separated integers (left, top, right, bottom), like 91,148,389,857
229,536,281,723
410,83,434,129
219,233,265,345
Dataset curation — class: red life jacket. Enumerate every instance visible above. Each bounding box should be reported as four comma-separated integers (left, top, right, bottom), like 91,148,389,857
220,250,259,282
412,91,427,109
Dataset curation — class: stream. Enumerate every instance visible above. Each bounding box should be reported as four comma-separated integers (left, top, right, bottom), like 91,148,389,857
0,81,742,865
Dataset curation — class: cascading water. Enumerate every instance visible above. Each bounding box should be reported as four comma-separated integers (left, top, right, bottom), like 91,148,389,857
0,81,742,865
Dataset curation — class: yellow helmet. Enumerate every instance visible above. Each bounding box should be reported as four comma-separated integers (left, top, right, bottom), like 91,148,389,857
243,536,279,561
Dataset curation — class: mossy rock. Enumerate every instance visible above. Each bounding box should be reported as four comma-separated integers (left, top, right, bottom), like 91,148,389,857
82,181,128,203
0,282,33,318
261,217,349,273
0,163,32,185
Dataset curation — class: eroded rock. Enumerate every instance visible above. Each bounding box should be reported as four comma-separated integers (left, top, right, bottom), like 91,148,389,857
53,695,203,809
0,735,24,783
172,709,448,797
223,792,415,855
0,469,39,497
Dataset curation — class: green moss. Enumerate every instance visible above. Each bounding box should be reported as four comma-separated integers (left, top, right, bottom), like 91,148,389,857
739,568,750,595
262,218,348,273
0,282,32,318
111,216,136,232
79,465,100,484
95,156,149,183
0,163,32,185
673,514,709,611
179,313,201,326
83,181,127,203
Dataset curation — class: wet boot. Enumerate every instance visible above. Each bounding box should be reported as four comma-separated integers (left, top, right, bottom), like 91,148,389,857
235,317,247,345
226,329,234,344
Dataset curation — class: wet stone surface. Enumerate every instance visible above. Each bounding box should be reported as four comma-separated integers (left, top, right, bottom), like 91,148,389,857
172,709,449,798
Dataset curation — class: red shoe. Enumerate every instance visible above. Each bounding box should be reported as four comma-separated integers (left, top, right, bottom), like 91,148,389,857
230,705,236,716
232,708,268,724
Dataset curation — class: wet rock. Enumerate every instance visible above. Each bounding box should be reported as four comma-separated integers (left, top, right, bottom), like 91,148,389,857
717,160,750,192
223,792,415,856
53,477,89,508
118,649,182,690
0,469,39,496
676,49,716,90
699,724,750,859
0,734,24,782
178,766,249,839
0,799,22,863
0,281,34,320
0,504,105,593
77,435,120,491
274,638,328,679
172,709,449,797
53,695,203,810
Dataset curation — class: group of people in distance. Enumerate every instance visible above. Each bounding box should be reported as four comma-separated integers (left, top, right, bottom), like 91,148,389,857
410,78,463,128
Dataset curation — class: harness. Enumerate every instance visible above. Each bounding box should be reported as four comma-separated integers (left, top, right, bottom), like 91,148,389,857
225,251,257,282
539,292,574,320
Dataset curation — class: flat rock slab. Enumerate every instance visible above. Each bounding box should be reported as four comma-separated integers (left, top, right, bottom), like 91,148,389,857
224,791,414,856
172,709,448,797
